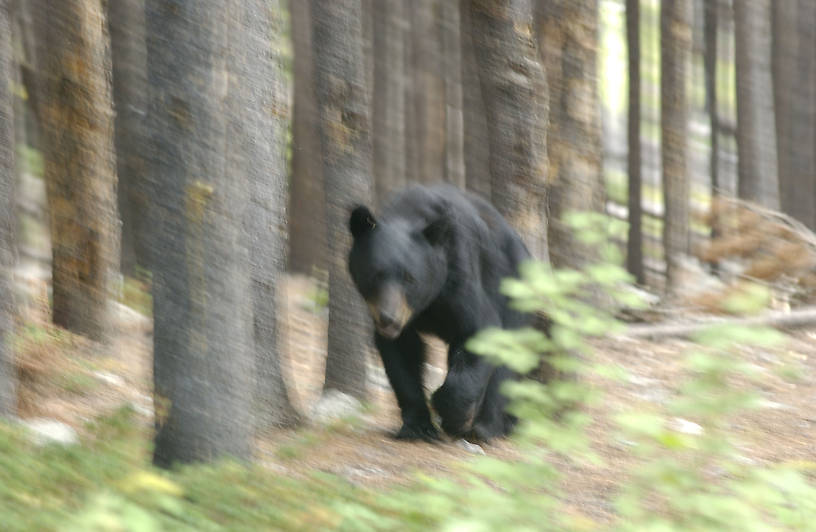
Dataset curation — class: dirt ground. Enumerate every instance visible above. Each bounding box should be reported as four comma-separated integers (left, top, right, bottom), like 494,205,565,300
13,273,816,523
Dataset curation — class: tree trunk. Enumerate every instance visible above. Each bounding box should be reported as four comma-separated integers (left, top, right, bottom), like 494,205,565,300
147,0,255,466
108,0,148,274
0,0,17,417
661,0,692,291
470,0,549,261
442,0,466,189
239,0,301,430
288,0,327,275
626,0,644,284
372,0,408,205
773,1,816,228
460,0,492,200
704,0,719,239
32,0,119,341
537,0,604,269
311,0,374,399
734,0,779,209
411,0,446,184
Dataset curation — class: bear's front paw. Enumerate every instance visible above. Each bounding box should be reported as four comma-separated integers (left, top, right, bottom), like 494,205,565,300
394,420,441,443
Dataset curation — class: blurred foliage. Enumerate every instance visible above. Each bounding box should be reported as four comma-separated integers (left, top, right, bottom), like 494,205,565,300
3,212,816,530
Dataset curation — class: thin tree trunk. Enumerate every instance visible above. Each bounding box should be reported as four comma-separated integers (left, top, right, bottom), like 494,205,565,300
411,0,446,183
311,0,374,399
0,0,17,417
108,0,148,274
460,0,492,200
32,0,119,341
661,0,692,291
626,0,644,284
372,0,408,205
537,0,604,269
704,0,719,239
288,0,327,275
470,0,549,260
147,0,255,466
734,0,779,209
442,0,466,189
240,0,301,430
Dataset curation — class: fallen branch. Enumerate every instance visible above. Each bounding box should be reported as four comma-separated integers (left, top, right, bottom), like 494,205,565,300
619,306,816,340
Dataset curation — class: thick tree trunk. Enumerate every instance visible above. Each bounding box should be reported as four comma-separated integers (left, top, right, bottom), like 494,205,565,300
661,0,692,291
734,0,779,209
147,0,255,466
32,0,119,341
0,0,17,417
311,0,374,399
537,0,604,269
108,0,148,274
239,0,301,430
470,0,549,260
372,0,408,205
626,0,644,284
460,0,492,200
773,1,816,228
288,0,327,274
442,0,466,189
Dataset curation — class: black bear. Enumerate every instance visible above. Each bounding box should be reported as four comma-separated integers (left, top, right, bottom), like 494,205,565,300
348,184,534,442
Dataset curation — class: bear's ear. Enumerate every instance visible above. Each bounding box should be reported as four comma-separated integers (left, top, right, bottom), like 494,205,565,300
350,205,377,238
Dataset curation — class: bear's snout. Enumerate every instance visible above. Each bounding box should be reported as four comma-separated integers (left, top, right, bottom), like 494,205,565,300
367,283,412,339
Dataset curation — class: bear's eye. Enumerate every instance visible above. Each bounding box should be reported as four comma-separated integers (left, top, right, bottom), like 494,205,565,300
403,271,415,285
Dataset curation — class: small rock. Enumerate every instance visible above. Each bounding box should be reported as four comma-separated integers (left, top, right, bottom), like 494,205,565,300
21,418,78,447
309,390,363,424
669,417,703,435
456,439,485,455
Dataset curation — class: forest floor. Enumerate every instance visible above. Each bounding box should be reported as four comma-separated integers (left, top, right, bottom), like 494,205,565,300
12,272,816,524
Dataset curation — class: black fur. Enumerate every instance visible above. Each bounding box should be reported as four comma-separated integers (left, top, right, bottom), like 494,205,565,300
348,184,533,442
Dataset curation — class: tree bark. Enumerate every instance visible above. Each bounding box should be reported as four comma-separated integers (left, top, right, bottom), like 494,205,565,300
537,0,604,269
773,1,816,228
0,0,17,417
372,0,408,205
734,0,779,209
32,0,119,341
704,0,719,241
147,0,256,466
411,0,446,184
311,0,374,399
108,0,148,274
470,0,549,261
288,0,327,274
442,0,466,189
460,0,492,200
239,0,301,430
626,0,644,284
661,0,692,292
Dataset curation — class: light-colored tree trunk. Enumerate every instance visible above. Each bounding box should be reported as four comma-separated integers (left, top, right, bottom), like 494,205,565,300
311,0,374,400
661,0,692,291
240,0,301,431
147,0,256,466
32,0,119,341
460,0,492,200
470,0,550,261
372,0,408,205
626,0,644,284
537,0,604,269
442,0,466,189
288,0,327,274
734,0,779,209
108,0,148,274
0,0,17,417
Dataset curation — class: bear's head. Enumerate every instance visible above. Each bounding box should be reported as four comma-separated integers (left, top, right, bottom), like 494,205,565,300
347,205,448,339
